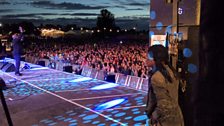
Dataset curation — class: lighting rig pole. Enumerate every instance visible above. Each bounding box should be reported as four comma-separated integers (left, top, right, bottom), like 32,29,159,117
0,78,13,126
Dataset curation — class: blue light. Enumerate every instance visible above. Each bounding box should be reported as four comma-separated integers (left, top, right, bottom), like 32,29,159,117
133,115,148,121
188,64,198,73
110,123,119,126
114,112,126,117
149,31,154,38
183,48,192,58
83,120,91,123
68,77,92,82
69,123,77,126
133,111,141,114
97,123,106,126
64,118,72,122
147,52,153,60
69,120,76,123
65,110,73,114
125,103,131,106
92,121,100,125
132,108,139,112
57,117,65,121
125,116,132,120
134,123,143,126
150,10,156,20
78,114,86,117
30,67,49,70
83,114,99,120
156,22,163,30
135,97,144,100
111,110,119,114
90,83,119,90
1,58,14,62
94,98,126,110
165,25,172,34
69,113,76,116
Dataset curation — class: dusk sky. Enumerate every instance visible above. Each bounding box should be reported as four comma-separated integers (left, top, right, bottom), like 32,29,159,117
0,0,149,30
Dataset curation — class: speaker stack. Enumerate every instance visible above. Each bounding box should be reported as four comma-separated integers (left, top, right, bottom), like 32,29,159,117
37,60,45,67
63,66,73,73
105,74,116,83
0,62,16,72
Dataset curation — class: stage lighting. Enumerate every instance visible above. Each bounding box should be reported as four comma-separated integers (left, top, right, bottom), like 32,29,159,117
94,98,126,110
0,77,13,126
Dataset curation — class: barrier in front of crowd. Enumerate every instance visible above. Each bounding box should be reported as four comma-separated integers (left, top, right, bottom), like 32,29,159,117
25,56,149,92
81,66,149,92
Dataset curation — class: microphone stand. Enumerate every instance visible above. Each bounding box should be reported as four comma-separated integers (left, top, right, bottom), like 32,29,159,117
0,79,13,126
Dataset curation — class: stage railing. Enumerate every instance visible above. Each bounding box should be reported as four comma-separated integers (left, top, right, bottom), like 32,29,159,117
25,56,149,92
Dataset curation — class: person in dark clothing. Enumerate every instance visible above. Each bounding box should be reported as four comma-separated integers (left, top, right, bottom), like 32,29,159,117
145,45,184,126
12,26,24,76
0,42,4,59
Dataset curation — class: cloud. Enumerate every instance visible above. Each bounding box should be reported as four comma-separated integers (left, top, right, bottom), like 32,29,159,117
30,1,108,10
0,1,29,5
0,2,10,5
0,14,43,19
63,13,99,16
36,13,59,16
126,8,144,10
0,12,100,20
112,5,127,9
125,2,149,6
112,0,149,7
0,9,14,13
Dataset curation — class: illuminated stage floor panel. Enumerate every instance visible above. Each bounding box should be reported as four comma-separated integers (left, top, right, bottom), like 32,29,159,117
55,87,145,101
0,59,148,126
2,94,128,126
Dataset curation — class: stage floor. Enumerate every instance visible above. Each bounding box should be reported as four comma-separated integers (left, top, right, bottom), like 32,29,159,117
0,58,148,126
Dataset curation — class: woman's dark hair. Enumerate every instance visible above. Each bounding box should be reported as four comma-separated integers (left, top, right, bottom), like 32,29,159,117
148,45,178,83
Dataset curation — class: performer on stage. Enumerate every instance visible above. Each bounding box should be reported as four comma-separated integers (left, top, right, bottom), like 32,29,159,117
12,26,24,76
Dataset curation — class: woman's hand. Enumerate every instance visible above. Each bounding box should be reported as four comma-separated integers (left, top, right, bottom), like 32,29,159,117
152,122,161,126
145,59,155,67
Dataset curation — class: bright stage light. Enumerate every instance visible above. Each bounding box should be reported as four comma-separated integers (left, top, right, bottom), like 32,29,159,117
29,67,49,70
90,83,119,90
68,77,92,83
94,98,126,110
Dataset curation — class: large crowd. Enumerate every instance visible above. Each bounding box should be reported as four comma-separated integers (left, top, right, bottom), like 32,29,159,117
25,40,150,78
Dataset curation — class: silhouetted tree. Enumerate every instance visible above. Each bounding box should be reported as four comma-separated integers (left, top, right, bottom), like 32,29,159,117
96,9,116,30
